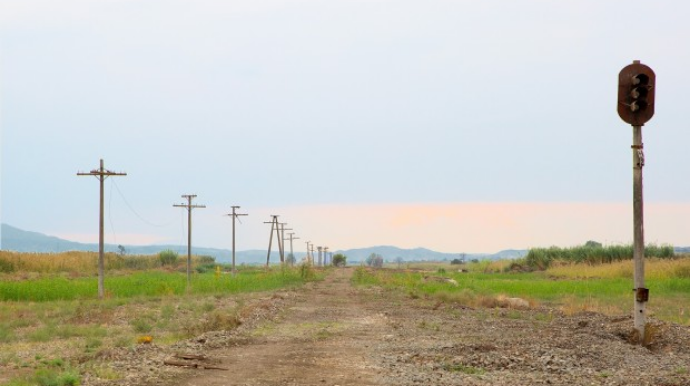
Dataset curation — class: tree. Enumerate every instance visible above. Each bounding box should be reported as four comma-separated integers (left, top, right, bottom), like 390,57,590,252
366,253,383,268
395,256,404,268
332,253,347,267
585,240,603,248
117,245,127,256
286,253,296,265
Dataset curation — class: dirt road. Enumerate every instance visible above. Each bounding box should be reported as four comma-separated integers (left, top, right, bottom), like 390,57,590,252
138,267,690,386
175,268,384,386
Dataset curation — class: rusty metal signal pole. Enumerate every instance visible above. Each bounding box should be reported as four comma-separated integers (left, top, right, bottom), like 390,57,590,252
173,195,206,286
77,159,127,299
617,60,656,342
225,206,247,276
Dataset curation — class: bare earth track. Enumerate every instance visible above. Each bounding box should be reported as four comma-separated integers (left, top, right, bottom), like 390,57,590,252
98,268,690,386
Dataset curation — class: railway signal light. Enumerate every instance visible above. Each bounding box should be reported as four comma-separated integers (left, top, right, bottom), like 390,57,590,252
618,61,656,126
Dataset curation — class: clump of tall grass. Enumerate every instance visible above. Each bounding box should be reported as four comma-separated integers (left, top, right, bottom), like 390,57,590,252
158,250,178,266
524,243,674,270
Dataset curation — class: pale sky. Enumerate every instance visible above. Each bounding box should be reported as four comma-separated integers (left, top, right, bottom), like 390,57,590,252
1,0,689,253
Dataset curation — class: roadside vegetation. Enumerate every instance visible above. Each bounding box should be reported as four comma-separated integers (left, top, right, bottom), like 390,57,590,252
353,252,690,326
522,242,675,270
0,250,323,386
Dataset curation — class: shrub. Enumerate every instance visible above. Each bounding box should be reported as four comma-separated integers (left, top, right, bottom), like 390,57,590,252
197,255,215,265
158,250,179,266
299,263,316,280
0,258,15,273
332,254,347,267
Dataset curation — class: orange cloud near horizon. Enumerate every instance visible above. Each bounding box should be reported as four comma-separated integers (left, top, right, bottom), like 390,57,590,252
271,202,690,253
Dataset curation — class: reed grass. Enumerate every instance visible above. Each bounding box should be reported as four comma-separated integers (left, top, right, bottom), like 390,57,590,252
524,244,674,270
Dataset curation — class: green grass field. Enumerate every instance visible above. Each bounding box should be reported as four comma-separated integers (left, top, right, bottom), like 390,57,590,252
0,268,312,302
0,253,323,386
353,258,690,325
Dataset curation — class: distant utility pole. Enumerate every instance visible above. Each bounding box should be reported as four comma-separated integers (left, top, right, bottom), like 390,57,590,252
323,247,329,266
77,159,127,300
317,246,323,267
310,244,315,266
279,222,291,263
264,215,283,267
305,241,312,264
286,232,300,266
173,195,206,286
225,206,247,276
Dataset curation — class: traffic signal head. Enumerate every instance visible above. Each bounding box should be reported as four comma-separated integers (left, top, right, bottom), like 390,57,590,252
618,61,655,126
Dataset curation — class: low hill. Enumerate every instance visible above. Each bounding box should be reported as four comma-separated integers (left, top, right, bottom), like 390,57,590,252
336,245,527,263
1,224,529,264
0,224,279,264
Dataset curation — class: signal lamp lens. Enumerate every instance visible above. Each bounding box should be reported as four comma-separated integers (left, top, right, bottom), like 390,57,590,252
630,100,648,112
631,74,649,86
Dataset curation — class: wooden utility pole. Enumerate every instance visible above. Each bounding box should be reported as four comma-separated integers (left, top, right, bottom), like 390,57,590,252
305,241,312,264
317,246,323,267
264,215,283,267
173,195,206,286
323,247,329,266
77,159,127,299
225,206,247,276
279,223,291,264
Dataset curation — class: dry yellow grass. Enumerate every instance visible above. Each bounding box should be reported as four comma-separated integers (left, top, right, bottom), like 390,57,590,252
545,257,690,280
0,250,98,274
0,250,202,275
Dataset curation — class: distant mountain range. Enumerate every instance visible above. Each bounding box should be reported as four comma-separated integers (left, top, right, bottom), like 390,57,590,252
0,223,528,264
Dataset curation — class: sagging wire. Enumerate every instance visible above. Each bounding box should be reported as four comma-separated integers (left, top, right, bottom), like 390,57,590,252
108,180,118,246
111,179,177,228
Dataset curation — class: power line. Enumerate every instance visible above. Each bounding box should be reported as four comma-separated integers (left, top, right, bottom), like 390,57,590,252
111,179,178,228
